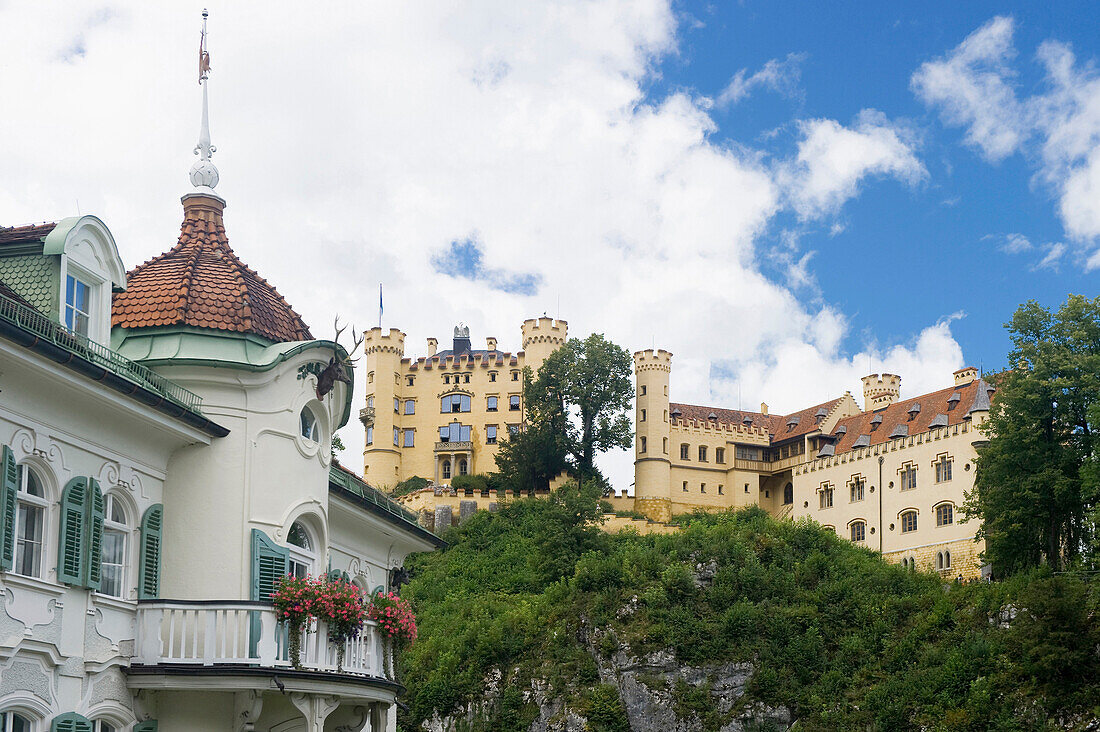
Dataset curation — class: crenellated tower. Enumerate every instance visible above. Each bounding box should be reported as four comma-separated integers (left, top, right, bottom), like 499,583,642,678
633,349,673,522
520,317,568,373
861,373,901,411
362,327,406,488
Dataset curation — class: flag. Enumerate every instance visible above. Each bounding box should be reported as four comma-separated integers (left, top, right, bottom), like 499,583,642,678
198,14,211,82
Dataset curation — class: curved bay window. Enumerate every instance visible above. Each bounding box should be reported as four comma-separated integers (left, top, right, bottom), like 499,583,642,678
15,464,48,578
100,494,129,598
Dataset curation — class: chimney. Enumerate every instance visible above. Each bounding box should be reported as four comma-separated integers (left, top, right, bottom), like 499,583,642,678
953,366,978,387
427,338,438,357
486,337,497,351
760,402,768,415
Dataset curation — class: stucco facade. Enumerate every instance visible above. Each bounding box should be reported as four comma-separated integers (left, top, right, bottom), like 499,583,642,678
632,349,992,579
361,318,567,489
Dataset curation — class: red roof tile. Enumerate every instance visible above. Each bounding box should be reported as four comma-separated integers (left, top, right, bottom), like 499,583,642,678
670,397,845,444
0,223,57,246
112,194,311,343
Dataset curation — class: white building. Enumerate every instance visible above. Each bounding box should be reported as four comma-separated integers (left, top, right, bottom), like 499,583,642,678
0,22,440,731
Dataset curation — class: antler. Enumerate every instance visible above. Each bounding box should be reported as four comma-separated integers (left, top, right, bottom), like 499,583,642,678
344,326,366,364
333,315,348,345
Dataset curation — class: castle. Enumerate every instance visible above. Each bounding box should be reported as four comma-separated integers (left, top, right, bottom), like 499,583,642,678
625,348,992,578
361,318,567,489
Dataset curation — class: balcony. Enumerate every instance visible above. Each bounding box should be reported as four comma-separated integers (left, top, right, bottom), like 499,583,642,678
435,441,473,452
131,600,390,680
359,406,375,426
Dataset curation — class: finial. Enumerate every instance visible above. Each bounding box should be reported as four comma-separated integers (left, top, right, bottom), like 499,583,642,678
189,9,219,192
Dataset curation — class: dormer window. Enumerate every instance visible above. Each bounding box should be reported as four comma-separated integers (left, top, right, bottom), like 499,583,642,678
947,392,961,411
870,414,882,431
786,416,799,432
907,403,921,421
64,274,92,337
815,407,827,423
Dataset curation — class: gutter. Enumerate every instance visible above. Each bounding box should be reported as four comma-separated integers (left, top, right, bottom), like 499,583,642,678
329,483,446,549
0,318,229,438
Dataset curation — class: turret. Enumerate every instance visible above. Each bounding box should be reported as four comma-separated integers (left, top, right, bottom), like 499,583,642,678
633,349,673,521
861,373,901,411
427,337,438,357
520,317,568,370
362,327,406,489
953,366,978,386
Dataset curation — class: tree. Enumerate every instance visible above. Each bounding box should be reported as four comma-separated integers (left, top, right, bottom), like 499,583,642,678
528,334,634,485
493,377,570,493
965,295,1100,574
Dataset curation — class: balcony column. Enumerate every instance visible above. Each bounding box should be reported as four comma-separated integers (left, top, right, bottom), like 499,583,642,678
290,692,342,732
370,702,390,732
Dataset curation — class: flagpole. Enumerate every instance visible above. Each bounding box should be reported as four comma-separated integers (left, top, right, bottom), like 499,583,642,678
378,282,383,330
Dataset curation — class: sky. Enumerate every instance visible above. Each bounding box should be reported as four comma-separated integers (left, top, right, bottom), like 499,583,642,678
1,1,1097,491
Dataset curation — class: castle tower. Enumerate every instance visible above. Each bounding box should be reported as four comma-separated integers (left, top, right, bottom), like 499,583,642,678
861,373,901,411
520,317,568,373
633,349,673,522
362,327,406,488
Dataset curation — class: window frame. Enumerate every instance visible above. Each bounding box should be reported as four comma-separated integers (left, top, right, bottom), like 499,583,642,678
14,463,49,579
934,454,953,483
286,520,318,579
698,445,707,462
402,429,415,448
849,520,866,543
487,396,499,412
98,493,130,599
899,463,918,491
935,502,954,527
404,399,416,415
849,476,865,503
900,510,918,533
509,395,521,411
299,407,321,443
818,484,834,509
486,425,498,445
680,444,689,460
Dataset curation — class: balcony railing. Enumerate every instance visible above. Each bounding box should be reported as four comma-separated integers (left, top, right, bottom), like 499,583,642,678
133,600,390,679
359,406,375,425
0,292,205,414
435,441,473,452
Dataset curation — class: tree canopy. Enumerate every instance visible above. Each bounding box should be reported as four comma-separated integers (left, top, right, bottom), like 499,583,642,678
965,294,1100,574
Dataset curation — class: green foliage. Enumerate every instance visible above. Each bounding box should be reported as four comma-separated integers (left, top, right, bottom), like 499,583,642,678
331,432,345,457
390,475,431,498
400,493,1100,731
966,294,1100,574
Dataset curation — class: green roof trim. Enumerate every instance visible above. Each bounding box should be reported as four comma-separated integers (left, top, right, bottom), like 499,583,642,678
113,326,355,429
328,464,444,547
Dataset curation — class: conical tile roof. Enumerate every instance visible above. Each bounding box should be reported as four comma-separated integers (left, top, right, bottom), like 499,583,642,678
112,193,312,343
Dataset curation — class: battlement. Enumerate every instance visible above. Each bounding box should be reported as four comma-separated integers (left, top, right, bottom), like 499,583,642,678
862,373,901,411
363,327,406,356
520,317,568,347
953,366,978,386
634,348,673,372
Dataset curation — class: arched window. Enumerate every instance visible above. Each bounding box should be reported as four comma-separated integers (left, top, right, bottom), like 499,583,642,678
900,510,918,533
850,521,866,543
100,494,129,598
936,503,954,526
0,710,31,731
94,721,118,732
300,407,320,442
783,483,793,505
15,464,48,578
442,460,451,480
944,550,951,569
458,459,468,476
936,552,944,570
287,520,317,579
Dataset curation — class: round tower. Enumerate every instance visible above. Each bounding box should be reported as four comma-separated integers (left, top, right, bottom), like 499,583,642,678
362,327,406,489
861,373,901,411
633,349,672,522
520,317,568,372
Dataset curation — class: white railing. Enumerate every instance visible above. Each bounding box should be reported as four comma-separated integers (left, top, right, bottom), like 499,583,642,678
133,601,389,679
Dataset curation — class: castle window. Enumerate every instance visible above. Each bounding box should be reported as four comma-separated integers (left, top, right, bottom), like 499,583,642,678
900,464,917,491
367,396,374,409
664,410,668,422
368,371,374,384
366,426,373,445
698,445,707,462
640,436,647,453
680,444,689,460
394,397,400,413
489,372,497,382
935,455,953,483
393,427,399,446
444,375,450,384
512,371,519,381
407,376,415,387
508,424,520,436
936,550,951,570
900,510,918,533
403,429,415,448
715,448,725,464
718,485,724,495
783,483,793,505
639,385,646,396
682,481,688,492
404,399,416,415
663,438,668,454
818,484,834,509
439,423,471,443
486,425,498,445
936,503,954,526
640,409,646,423
459,459,468,476
14,463,48,579
700,483,706,493
487,396,498,411
300,407,320,442
849,477,865,502
850,521,866,543
442,461,451,480
464,374,470,384
441,394,472,413
509,395,521,411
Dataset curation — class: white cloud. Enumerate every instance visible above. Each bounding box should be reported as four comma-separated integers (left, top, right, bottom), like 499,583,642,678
911,16,1026,161
783,110,927,219
718,52,806,107
1000,232,1032,254
0,1,964,490
1032,242,1067,271
914,16,1100,265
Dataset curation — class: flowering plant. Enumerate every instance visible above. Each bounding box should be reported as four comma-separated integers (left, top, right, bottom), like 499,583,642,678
316,575,366,644
366,591,418,645
271,574,317,631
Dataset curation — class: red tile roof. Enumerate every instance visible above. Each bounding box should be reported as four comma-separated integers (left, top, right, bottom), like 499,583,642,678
670,397,845,444
112,194,311,343
0,223,57,246
828,379,994,454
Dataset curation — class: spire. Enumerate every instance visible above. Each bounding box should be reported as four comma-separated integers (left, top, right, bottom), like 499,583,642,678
189,9,219,193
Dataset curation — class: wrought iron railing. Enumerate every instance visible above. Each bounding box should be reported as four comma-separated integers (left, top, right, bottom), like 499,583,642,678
329,465,424,527
0,291,205,414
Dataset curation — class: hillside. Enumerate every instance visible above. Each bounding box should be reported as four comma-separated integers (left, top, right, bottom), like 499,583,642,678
398,483,1100,731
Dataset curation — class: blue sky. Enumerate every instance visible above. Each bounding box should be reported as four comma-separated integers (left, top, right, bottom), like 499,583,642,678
650,0,1098,370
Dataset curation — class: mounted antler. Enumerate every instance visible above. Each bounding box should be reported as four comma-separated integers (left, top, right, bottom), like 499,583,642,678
316,316,366,399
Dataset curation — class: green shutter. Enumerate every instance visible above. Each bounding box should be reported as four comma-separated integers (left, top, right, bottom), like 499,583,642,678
83,478,105,591
134,721,158,732
57,478,87,585
250,528,288,601
138,504,164,600
0,445,18,571
50,713,93,732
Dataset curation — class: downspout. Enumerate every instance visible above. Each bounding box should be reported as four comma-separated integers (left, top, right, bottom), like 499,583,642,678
878,455,884,553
